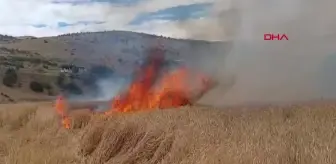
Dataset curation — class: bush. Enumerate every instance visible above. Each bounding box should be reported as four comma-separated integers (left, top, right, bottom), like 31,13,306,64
3,69,18,87
29,81,44,93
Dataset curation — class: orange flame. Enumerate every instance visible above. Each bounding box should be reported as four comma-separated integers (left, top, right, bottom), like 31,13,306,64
104,50,213,114
55,96,70,129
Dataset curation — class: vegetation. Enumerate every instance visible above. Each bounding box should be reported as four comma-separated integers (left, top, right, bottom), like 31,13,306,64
2,69,18,87
29,81,44,93
1,102,336,163
0,53,58,69
0,47,33,55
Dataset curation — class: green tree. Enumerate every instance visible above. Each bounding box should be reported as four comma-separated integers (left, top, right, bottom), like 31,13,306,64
3,69,18,87
29,81,44,93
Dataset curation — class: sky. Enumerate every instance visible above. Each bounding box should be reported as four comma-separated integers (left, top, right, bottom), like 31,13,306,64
0,0,228,38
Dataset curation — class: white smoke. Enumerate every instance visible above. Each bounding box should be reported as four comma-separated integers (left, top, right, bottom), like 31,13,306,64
199,0,336,105
67,75,131,102
94,76,130,101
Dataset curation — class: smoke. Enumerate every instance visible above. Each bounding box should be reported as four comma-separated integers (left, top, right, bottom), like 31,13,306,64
187,0,336,105
67,75,131,102
94,76,131,100
66,0,336,106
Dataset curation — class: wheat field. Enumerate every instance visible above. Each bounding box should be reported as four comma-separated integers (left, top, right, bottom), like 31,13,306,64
0,101,336,164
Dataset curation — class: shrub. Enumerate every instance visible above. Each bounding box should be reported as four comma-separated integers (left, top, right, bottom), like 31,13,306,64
3,69,18,87
29,81,44,93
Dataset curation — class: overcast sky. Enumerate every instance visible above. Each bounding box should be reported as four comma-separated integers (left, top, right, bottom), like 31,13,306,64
0,0,229,37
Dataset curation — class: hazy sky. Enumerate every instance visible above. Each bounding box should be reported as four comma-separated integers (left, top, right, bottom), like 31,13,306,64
0,0,228,37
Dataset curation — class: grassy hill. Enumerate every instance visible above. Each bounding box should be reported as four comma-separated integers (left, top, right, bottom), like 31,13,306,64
1,31,225,61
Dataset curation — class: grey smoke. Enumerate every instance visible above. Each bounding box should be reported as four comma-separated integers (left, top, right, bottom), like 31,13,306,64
69,0,336,106
94,76,130,100
190,0,336,105
68,75,131,102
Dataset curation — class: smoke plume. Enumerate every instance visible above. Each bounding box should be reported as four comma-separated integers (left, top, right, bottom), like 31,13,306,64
68,0,336,106
187,0,336,105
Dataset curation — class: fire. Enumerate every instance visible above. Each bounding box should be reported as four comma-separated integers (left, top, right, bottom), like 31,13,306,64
105,68,191,114
54,47,217,128
104,51,214,114
55,96,70,129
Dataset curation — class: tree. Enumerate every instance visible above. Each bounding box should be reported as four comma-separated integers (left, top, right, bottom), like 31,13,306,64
29,81,44,93
3,69,18,87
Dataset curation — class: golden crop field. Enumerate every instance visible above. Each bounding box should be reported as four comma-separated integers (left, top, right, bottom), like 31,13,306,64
0,101,336,164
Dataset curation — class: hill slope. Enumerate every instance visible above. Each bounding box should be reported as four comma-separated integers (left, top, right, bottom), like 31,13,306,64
1,31,226,62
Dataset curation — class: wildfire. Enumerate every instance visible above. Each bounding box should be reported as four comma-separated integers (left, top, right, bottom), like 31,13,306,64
54,47,217,129
55,96,70,129
105,68,190,114
104,51,214,114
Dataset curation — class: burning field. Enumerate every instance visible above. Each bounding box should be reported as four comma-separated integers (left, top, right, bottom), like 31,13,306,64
1,49,336,164
55,48,218,129
1,48,336,164
0,48,333,164
2,53,336,164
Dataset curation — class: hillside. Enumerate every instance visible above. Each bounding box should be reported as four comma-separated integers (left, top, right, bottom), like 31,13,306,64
1,31,225,61
0,35,17,43
1,101,336,164
0,31,230,103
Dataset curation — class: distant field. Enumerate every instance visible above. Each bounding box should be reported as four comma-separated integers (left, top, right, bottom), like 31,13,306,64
0,101,336,164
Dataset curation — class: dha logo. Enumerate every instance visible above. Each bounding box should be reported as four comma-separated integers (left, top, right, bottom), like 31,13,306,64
264,33,288,41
